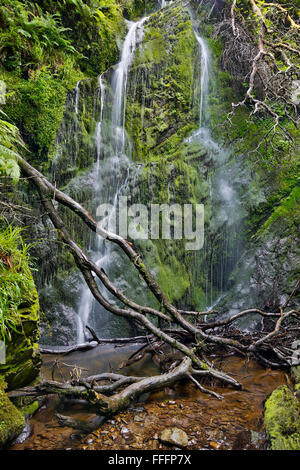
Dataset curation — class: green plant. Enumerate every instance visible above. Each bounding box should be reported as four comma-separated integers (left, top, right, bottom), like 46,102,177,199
0,111,23,182
0,225,36,343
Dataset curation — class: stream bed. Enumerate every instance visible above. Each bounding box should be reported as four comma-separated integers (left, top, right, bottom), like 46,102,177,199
11,346,286,450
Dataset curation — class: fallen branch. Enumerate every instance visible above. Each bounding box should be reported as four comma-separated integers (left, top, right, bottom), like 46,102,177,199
12,152,298,415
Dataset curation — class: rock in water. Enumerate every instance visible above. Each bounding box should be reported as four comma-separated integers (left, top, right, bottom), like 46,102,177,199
56,413,105,433
159,428,188,447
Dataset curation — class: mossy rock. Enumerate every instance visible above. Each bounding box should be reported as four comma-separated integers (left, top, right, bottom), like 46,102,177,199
0,377,25,449
264,385,300,450
291,366,300,385
0,293,41,390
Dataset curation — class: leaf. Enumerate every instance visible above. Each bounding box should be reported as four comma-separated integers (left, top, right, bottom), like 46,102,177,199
17,28,32,38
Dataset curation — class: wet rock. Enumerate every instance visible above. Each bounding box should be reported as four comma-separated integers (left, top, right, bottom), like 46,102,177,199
10,421,31,446
231,431,252,450
159,427,188,447
56,413,105,433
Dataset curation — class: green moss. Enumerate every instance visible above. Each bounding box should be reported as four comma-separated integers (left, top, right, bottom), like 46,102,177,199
291,366,300,385
0,225,41,390
264,385,300,450
19,399,39,417
124,0,159,20
0,0,126,165
125,3,198,162
0,377,25,449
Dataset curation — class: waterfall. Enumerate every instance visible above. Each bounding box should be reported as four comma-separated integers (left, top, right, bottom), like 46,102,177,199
74,80,80,116
194,33,210,127
112,18,148,154
96,74,105,176
74,9,244,342
76,18,148,343
190,30,245,309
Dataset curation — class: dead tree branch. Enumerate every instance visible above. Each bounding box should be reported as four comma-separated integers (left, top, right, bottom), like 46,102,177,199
12,153,299,414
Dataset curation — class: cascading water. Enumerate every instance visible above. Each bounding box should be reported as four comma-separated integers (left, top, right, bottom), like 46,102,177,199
112,18,148,154
76,18,148,343
187,28,245,309
194,33,210,128
57,3,247,344
74,80,80,116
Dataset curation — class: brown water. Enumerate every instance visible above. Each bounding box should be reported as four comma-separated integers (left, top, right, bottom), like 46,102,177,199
11,346,287,450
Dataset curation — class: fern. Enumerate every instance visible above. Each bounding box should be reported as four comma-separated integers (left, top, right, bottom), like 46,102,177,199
0,112,23,183
0,225,36,343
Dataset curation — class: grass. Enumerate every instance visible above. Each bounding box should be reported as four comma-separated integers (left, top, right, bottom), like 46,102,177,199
0,225,36,343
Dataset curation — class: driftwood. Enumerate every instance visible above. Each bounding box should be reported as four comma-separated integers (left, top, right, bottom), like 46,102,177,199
12,153,300,415
40,329,154,355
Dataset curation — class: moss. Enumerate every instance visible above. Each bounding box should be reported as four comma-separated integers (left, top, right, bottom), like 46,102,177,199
124,0,160,20
0,0,126,166
264,385,300,450
0,226,41,390
291,366,300,385
0,377,25,449
125,3,199,162
19,399,39,417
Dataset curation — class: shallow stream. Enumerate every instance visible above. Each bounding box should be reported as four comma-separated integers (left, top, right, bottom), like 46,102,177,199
11,347,286,450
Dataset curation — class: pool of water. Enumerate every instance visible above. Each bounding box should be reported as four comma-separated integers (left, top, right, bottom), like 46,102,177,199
10,346,286,450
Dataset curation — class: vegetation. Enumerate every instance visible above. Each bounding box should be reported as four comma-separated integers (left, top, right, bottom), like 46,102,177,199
0,112,23,182
0,376,25,448
0,0,126,163
0,225,37,343
264,385,300,450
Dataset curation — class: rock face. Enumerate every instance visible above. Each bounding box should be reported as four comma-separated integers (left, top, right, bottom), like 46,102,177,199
160,427,189,447
7,0,298,344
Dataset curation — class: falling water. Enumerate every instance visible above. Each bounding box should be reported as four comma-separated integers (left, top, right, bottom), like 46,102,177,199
76,18,148,343
189,29,245,309
194,33,210,127
74,80,80,115
112,18,148,154
96,74,105,176
76,14,244,342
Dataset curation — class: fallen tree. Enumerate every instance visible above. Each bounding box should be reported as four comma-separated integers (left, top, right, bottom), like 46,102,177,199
213,0,300,155
6,153,299,415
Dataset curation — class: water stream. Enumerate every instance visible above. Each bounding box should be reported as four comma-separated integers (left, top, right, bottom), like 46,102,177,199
11,349,286,450
76,18,148,343
10,3,288,451
74,7,246,341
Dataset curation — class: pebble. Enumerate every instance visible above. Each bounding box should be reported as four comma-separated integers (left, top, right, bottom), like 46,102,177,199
160,428,189,448
120,426,130,435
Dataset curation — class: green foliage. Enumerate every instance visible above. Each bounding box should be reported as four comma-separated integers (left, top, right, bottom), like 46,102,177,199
0,0,82,73
0,376,25,448
3,67,74,161
0,225,37,343
264,385,300,450
0,0,125,163
0,112,23,182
